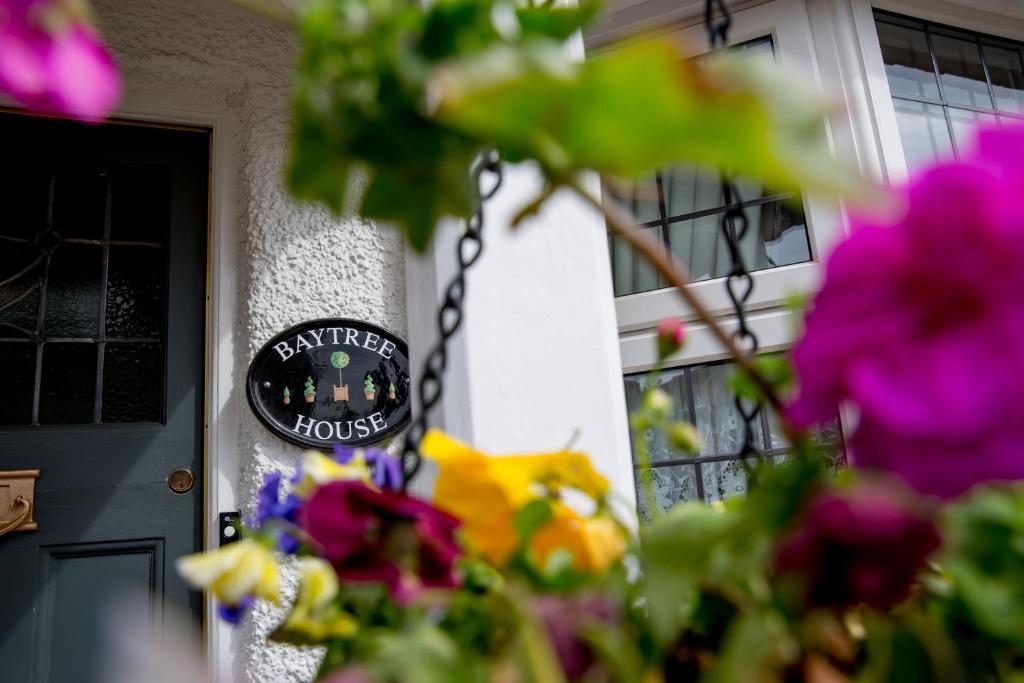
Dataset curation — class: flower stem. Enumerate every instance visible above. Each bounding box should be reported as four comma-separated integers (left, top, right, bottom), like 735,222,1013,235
565,177,788,418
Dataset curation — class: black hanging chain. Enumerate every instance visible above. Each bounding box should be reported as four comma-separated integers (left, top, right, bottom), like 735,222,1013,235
400,150,503,488
705,0,763,459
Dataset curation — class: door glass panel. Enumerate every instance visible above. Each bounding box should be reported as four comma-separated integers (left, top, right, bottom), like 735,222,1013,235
110,167,170,242
893,99,953,168
106,247,165,338
932,31,993,109
0,241,43,338
0,162,171,426
39,342,97,424
983,43,1024,112
876,19,940,100
44,244,102,337
53,169,107,240
102,342,162,423
0,167,49,239
0,342,36,425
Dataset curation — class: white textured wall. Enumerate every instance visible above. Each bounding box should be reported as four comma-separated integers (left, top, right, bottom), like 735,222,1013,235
94,1,407,680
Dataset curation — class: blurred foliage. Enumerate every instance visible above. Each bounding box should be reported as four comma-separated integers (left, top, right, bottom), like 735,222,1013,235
289,0,863,251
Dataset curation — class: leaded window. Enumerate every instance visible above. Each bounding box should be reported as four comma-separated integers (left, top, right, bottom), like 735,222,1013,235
875,11,1024,168
0,165,170,425
606,36,812,297
624,359,844,520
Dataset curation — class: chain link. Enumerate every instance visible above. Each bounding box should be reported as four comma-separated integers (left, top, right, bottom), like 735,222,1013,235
706,0,763,459
401,150,503,488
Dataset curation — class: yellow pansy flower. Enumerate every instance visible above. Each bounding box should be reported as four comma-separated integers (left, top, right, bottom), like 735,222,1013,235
176,538,280,606
294,450,372,498
279,557,357,641
421,430,617,569
528,504,626,574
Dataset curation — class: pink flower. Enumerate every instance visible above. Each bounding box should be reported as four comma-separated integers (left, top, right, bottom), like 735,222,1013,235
300,480,462,602
656,316,686,360
774,480,940,610
789,123,1024,498
0,0,120,122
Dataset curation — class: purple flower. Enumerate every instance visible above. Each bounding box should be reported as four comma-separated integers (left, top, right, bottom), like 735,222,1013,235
251,472,300,527
334,445,403,491
301,480,461,602
774,481,940,610
789,123,1024,498
0,0,121,122
217,595,254,625
533,593,620,680
251,471,302,553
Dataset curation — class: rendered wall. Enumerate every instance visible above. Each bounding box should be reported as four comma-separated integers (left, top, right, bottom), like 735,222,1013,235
94,0,408,680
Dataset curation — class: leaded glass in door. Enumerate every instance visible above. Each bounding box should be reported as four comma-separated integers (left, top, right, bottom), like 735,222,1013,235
0,164,170,425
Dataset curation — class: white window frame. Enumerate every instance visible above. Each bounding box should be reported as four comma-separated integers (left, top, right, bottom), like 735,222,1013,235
606,0,1024,376
859,0,1024,185
598,0,843,373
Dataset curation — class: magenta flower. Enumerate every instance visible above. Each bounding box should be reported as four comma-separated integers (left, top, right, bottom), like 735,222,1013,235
0,0,120,122
789,123,1024,498
533,593,620,680
300,480,461,602
774,481,940,610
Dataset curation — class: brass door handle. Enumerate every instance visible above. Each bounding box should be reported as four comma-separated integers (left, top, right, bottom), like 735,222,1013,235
0,496,31,538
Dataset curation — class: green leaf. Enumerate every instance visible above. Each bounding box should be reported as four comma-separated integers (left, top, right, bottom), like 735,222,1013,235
431,39,868,198
515,498,555,543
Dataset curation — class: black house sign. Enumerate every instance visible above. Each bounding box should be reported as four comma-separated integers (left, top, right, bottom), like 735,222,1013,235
246,318,411,448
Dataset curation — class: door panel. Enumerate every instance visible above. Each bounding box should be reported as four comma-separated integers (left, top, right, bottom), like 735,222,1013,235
0,113,209,683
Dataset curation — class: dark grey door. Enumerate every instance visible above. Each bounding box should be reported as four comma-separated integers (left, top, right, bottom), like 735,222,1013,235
0,113,209,682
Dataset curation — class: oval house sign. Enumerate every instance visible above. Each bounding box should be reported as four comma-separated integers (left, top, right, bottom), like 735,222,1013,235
246,319,411,449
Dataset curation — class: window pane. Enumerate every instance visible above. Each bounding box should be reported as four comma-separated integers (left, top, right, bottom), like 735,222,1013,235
690,363,745,456
877,19,941,100
39,342,97,424
932,31,993,109
102,342,162,423
610,228,663,295
702,459,749,503
666,212,724,282
893,99,953,168
983,43,1024,112
635,464,699,521
950,107,997,153
44,244,102,337
624,367,690,464
662,164,722,219
106,247,165,338
757,200,811,270
606,175,660,224
0,342,36,424
0,242,43,337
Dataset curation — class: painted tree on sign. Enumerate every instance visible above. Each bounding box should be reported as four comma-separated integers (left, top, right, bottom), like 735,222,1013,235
331,351,350,402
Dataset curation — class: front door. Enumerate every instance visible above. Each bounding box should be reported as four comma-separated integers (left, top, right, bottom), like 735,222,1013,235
0,113,209,682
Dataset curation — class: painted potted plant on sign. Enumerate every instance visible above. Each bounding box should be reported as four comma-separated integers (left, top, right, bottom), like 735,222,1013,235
330,351,350,402
388,381,396,401
364,374,376,401
282,386,291,405
303,376,315,404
